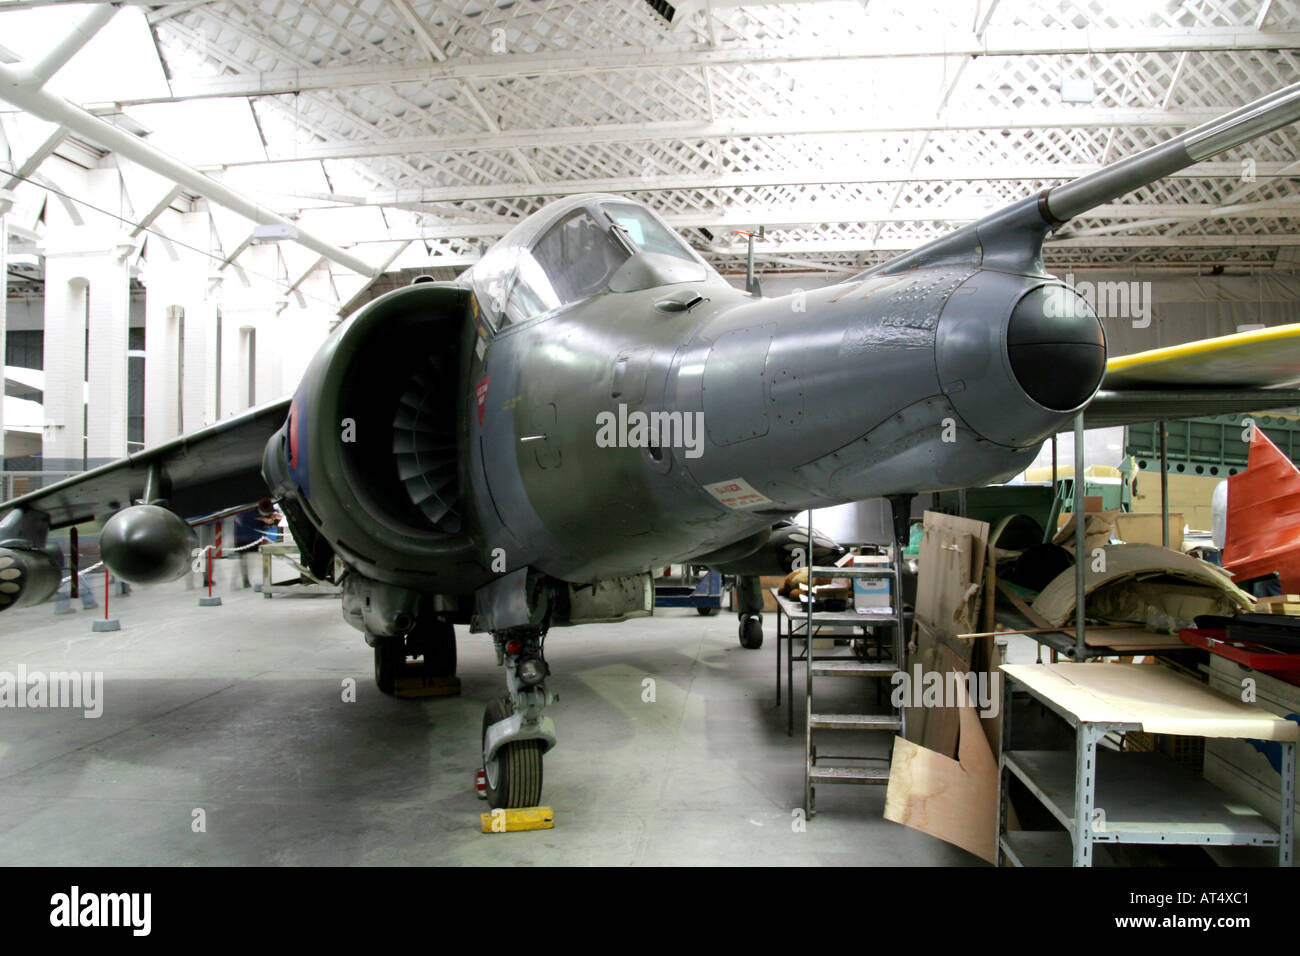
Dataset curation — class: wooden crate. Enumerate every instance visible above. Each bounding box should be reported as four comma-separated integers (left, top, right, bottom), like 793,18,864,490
1254,594,1300,616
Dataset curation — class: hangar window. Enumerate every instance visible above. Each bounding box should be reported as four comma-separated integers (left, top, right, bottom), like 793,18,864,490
502,209,629,326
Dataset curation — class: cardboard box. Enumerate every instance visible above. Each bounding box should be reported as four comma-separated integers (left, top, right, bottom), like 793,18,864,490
853,576,892,613
842,554,893,614
1132,471,1221,532
1113,511,1184,549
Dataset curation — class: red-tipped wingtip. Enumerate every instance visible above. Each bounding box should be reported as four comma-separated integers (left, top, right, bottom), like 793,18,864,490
1223,426,1300,593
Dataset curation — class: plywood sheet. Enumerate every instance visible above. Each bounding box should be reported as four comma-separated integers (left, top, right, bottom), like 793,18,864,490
905,626,963,757
1001,663,1300,741
1082,627,1186,651
914,512,989,662
885,681,998,863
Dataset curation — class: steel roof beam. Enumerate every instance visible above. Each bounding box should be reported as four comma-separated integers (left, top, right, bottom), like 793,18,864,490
701,235,1300,255
1,123,67,191
200,108,1246,166
0,30,380,277
16,2,117,87
257,162,1298,207
113,28,1300,104
335,199,1300,242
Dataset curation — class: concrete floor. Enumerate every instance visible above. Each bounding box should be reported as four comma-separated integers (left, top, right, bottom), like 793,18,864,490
0,568,981,866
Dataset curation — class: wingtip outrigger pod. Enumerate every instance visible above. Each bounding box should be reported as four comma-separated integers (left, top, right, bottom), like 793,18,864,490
862,80,1300,279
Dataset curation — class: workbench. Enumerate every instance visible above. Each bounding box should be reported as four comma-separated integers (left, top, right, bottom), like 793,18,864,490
260,543,343,598
997,662,1297,866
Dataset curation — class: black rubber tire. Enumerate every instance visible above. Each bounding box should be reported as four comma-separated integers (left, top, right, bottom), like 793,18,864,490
373,636,405,696
411,619,457,677
697,606,719,616
739,614,763,649
482,696,543,809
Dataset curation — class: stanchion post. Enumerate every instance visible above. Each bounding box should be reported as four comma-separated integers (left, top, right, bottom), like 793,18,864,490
199,542,223,606
92,565,120,631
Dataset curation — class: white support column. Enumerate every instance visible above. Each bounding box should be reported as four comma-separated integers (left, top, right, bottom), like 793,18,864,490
83,240,132,465
141,267,182,446
40,257,89,470
192,294,220,429
41,169,133,469
277,268,337,399
141,212,213,445
217,244,277,417
193,213,222,431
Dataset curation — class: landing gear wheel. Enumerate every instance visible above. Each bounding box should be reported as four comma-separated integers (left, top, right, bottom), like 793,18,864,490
373,636,405,696
739,614,763,649
482,696,543,809
411,619,457,677
697,606,719,616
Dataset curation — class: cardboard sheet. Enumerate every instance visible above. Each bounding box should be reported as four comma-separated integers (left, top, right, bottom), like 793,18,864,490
1052,509,1119,555
1001,663,1300,741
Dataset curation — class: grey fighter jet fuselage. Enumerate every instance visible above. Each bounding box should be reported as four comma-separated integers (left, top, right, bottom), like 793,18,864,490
263,194,1102,612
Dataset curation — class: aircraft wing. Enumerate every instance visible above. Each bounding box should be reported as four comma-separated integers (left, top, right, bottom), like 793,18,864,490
0,397,289,529
1083,324,1300,428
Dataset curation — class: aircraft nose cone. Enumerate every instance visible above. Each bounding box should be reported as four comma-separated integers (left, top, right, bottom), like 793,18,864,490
1006,284,1107,410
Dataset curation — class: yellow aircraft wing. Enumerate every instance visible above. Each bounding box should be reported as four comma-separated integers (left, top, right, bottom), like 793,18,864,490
1083,324,1300,428
1103,323,1300,390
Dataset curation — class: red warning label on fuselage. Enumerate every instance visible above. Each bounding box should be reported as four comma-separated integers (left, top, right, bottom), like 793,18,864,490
702,477,773,509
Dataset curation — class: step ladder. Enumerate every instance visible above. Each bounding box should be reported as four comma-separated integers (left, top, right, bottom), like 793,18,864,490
804,552,908,816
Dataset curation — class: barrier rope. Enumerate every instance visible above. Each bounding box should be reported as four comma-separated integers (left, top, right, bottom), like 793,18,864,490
59,537,271,585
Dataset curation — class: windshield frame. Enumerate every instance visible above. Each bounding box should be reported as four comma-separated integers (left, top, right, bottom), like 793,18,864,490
467,194,723,334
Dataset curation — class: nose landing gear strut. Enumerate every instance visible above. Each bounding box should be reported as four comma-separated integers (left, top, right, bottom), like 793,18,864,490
481,627,556,809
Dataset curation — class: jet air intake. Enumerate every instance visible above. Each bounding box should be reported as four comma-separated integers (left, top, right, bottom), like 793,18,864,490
1006,284,1106,411
936,272,1106,448
99,504,197,585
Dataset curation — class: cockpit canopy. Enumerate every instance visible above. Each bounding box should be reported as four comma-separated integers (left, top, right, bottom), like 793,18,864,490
467,195,725,330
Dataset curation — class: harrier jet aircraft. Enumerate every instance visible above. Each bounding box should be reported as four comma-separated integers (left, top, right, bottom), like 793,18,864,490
4,81,1300,808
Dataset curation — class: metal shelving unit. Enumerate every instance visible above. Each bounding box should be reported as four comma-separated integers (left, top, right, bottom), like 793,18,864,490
997,665,1296,867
